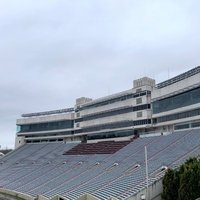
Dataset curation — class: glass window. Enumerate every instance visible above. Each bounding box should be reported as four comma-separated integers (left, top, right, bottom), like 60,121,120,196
191,121,200,128
152,87,200,114
155,108,200,123
137,111,143,118
136,98,142,104
18,120,74,133
174,124,189,130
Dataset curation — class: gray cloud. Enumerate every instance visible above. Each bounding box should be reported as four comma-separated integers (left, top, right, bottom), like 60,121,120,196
1,0,200,148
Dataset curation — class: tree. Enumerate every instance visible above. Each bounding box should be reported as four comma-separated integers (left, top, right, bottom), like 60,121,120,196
178,158,200,200
162,157,200,200
162,168,178,200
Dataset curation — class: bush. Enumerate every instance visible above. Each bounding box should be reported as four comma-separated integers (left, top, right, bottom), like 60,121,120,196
162,157,200,200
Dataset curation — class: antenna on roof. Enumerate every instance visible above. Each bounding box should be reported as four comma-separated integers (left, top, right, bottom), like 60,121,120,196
107,85,110,96
143,66,147,77
168,67,170,79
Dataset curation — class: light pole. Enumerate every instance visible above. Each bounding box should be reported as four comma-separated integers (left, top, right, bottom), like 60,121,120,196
145,146,149,200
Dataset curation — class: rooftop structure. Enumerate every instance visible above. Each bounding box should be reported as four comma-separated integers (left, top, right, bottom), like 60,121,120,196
21,108,74,118
156,66,200,88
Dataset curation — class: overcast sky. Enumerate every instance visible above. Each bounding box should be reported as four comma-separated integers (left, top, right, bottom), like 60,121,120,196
0,0,200,148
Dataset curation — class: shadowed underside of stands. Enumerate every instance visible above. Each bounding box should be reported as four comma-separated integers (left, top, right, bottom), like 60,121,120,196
0,129,199,200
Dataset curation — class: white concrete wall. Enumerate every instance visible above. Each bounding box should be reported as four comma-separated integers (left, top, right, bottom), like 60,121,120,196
15,136,25,148
127,179,163,200
80,99,134,116
75,84,153,133
76,97,93,106
133,77,156,88
79,84,153,115
80,96,150,116
80,110,151,128
0,188,35,200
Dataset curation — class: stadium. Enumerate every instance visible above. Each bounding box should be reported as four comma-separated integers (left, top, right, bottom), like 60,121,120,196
0,66,200,200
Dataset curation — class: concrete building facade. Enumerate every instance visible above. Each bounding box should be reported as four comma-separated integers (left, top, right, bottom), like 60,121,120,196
152,66,200,133
16,108,75,148
15,66,200,148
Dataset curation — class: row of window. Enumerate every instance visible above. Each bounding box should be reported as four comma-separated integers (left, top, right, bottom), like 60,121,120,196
19,130,74,137
75,119,151,133
78,91,151,111
154,108,200,123
17,120,74,133
174,121,200,130
152,87,200,114
87,130,135,140
75,104,150,123
26,138,64,143
174,124,190,130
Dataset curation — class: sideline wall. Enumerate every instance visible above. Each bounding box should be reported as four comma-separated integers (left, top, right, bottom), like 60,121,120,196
127,179,163,200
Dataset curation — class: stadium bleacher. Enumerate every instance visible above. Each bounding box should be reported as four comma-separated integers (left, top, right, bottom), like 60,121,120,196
0,129,200,200
64,140,131,155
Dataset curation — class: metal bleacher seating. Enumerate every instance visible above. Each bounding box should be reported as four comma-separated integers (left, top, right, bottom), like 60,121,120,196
0,129,199,200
